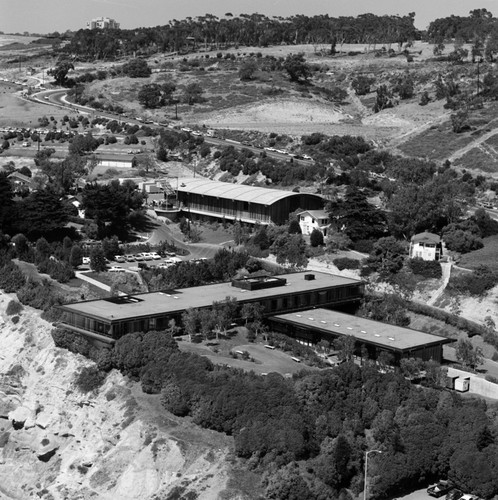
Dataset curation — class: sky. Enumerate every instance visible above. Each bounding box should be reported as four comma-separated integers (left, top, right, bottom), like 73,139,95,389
1,0,497,34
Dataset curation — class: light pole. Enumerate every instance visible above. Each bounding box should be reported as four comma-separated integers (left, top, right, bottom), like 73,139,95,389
364,449,382,500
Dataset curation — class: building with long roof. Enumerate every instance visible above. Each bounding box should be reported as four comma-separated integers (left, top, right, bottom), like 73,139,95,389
176,178,324,225
58,271,364,345
269,308,455,364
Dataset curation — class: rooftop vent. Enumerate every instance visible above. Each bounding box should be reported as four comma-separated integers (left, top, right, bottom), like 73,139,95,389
304,273,315,281
232,275,287,291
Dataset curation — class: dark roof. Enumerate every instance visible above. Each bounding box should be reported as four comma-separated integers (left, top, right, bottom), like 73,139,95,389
177,177,323,206
271,309,455,352
411,232,441,244
59,271,361,322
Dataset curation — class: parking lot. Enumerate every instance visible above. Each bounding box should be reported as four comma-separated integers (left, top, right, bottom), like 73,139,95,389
80,252,199,273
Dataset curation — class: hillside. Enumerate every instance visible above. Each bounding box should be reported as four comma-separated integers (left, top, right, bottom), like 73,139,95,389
0,291,259,499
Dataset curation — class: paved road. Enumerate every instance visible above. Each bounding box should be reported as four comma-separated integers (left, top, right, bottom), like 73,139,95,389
29,89,317,166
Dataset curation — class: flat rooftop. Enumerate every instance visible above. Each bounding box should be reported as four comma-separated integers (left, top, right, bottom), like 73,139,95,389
271,309,455,351
60,272,362,322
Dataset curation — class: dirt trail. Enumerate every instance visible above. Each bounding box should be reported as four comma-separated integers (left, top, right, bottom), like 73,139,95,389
448,125,498,162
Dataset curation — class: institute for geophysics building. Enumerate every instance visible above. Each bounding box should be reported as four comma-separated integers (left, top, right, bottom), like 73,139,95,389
58,271,453,364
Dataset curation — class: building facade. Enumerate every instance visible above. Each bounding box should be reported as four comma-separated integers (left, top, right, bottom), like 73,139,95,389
86,17,120,30
58,272,364,344
269,308,454,364
409,232,443,261
297,210,330,236
176,178,324,225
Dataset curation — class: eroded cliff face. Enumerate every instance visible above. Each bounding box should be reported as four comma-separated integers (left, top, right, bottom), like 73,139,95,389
0,292,243,500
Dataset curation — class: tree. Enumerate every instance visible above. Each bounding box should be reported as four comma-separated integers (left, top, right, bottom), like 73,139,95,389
182,82,205,105
352,75,375,95
241,302,264,325
367,237,406,281
212,296,238,338
288,219,302,234
47,60,74,86
271,233,308,268
374,85,395,113
138,83,163,109
90,246,107,272
334,335,356,362
310,228,324,247
328,187,387,242
16,188,70,237
283,53,312,83
69,245,83,268
239,59,258,80
451,109,469,133
122,58,151,78
455,338,483,370
68,133,99,155
0,172,15,233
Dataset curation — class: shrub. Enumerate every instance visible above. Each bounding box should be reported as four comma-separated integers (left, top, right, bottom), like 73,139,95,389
447,266,498,296
0,262,26,293
333,257,361,270
6,300,23,316
74,366,105,393
11,316,20,324
309,228,324,247
353,239,375,253
408,259,442,279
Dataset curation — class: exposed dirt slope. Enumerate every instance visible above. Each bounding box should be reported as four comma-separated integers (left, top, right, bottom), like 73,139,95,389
0,292,253,500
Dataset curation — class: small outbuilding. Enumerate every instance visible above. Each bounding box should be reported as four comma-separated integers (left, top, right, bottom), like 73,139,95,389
409,232,443,261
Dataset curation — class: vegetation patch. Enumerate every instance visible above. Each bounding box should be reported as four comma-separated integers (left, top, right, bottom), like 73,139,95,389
453,147,498,173
458,235,498,271
398,121,474,160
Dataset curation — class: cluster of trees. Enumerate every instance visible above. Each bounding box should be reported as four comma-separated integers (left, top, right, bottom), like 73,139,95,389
427,9,498,62
59,13,419,61
142,248,258,290
52,325,498,499
80,180,145,240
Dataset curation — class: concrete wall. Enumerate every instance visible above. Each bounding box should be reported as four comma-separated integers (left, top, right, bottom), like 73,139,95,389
447,367,498,399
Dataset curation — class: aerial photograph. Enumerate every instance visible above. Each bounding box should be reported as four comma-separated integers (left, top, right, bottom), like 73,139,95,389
2,0,498,498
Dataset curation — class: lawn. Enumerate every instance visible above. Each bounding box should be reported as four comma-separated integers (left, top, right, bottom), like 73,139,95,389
177,330,320,376
457,234,498,271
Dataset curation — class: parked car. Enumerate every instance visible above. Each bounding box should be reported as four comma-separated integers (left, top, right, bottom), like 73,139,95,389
141,252,153,261
134,254,144,261
82,257,90,265
108,266,125,273
150,252,161,260
446,490,463,500
114,255,126,263
428,481,453,498
125,255,135,262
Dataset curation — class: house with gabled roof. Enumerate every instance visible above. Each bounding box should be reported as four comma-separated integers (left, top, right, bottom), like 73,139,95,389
297,209,330,236
409,231,443,261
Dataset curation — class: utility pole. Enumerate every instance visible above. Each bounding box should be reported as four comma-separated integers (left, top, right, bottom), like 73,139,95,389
477,57,482,95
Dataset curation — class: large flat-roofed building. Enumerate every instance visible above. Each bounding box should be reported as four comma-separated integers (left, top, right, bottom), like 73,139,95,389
58,272,364,344
177,178,324,225
269,309,455,364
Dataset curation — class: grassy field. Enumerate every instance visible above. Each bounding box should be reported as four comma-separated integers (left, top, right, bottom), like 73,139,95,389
398,119,474,160
453,146,498,173
457,234,498,271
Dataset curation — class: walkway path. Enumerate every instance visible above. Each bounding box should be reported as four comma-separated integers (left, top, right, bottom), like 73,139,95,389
75,271,112,293
427,261,453,306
